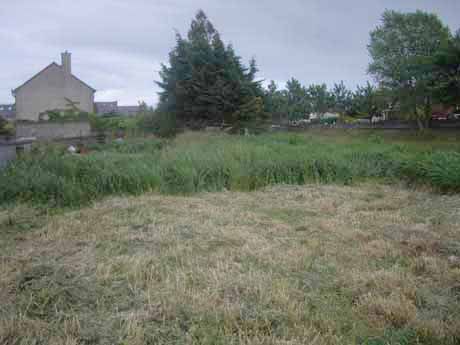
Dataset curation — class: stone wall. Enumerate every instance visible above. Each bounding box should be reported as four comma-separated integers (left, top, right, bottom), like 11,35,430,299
16,121,91,140
0,143,16,168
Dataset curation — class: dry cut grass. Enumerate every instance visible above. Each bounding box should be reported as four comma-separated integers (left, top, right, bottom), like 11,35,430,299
1,183,460,344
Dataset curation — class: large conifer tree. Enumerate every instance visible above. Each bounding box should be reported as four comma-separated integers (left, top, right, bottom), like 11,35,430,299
157,10,266,126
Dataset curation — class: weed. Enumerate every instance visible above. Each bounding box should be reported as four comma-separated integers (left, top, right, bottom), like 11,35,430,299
1,132,460,207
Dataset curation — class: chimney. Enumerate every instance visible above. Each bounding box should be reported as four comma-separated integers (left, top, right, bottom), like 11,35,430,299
61,51,71,75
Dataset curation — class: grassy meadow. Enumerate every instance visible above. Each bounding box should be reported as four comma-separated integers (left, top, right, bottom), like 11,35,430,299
1,130,460,207
1,130,460,344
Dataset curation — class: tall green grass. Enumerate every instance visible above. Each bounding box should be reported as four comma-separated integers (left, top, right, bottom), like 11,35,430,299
0,152,161,207
1,133,459,207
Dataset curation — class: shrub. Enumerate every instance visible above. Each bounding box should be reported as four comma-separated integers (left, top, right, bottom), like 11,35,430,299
0,117,15,136
89,113,139,133
89,138,165,154
40,109,90,122
420,151,460,192
149,111,178,138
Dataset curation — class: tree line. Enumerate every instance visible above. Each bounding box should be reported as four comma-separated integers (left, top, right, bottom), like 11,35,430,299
153,9,460,133
263,80,388,121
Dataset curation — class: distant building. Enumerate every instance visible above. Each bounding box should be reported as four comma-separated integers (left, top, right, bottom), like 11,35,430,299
12,52,96,121
94,101,118,115
0,104,15,121
94,101,140,117
117,105,140,117
309,112,340,120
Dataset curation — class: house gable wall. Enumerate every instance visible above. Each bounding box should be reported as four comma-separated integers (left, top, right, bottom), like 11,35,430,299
15,64,94,121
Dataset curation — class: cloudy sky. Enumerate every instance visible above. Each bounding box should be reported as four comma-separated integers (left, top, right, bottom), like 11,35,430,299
1,0,459,106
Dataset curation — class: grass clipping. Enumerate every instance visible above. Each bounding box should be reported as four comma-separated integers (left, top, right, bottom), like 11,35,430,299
1,183,460,344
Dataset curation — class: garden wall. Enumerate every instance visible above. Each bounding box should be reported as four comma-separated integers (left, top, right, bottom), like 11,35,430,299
0,137,36,168
15,121,91,140
0,142,16,168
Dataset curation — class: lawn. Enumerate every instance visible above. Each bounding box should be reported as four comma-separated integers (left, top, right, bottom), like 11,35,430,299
1,130,460,344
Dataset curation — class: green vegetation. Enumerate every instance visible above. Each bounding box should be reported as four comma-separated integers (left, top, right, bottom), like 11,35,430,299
2,8,459,345
89,101,163,136
0,117,15,136
89,105,178,138
89,113,141,133
264,78,387,121
264,11,460,125
1,132,459,207
368,10,456,128
41,109,91,122
157,10,267,128
2,8,460,345
157,9,458,127
139,111,177,138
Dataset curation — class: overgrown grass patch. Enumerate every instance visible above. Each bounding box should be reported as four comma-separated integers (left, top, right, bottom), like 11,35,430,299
1,131,460,207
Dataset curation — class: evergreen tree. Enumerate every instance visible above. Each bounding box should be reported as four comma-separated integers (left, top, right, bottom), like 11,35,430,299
263,81,289,124
332,81,353,115
307,84,333,116
157,10,266,127
285,78,310,120
350,82,390,118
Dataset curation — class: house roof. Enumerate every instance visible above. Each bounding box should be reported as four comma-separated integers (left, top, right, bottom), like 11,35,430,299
12,62,96,95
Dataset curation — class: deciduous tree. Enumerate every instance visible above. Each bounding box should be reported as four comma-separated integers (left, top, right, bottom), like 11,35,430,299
434,29,460,108
368,10,451,128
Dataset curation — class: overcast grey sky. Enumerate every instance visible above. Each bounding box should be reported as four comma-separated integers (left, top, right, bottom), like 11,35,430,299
1,0,459,105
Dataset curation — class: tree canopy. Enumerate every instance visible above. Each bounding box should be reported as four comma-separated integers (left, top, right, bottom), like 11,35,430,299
368,10,452,128
156,10,266,127
154,8,459,131
434,29,460,106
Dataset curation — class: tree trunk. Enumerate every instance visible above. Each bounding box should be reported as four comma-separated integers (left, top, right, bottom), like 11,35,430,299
423,95,432,130
415,95,432,131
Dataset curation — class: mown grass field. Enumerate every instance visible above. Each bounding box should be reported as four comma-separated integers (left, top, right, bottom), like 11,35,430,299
1,130,460,344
